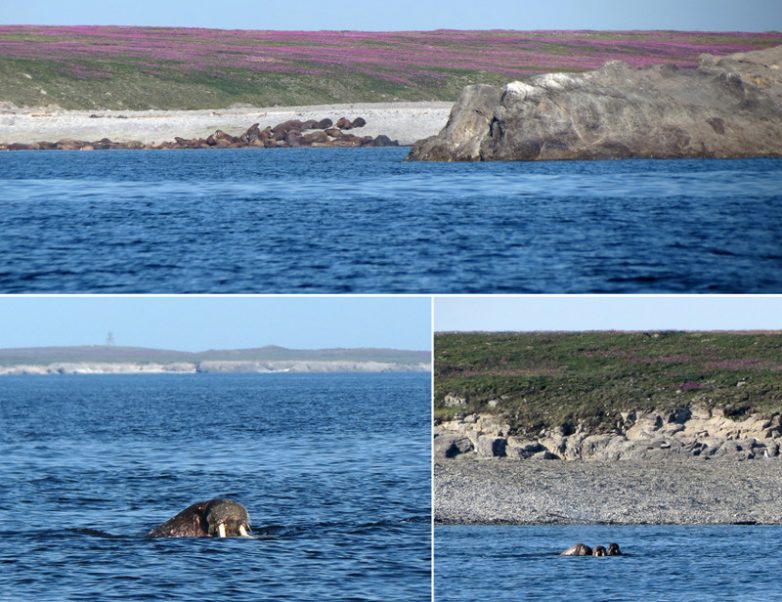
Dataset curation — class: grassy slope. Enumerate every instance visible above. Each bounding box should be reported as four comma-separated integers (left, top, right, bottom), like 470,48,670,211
0,27,780,110
435,332,782,435
0,345,429,366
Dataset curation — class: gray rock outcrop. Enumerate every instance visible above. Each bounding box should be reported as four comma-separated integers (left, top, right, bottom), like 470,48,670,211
435,404,782,462
409,45,782,161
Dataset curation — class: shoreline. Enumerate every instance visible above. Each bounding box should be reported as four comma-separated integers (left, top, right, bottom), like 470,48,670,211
435,458,782,525
0,101,452,147
0,360,431,375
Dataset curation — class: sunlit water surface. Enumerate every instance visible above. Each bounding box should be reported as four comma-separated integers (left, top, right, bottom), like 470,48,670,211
1,149,780,292
0,373,431,601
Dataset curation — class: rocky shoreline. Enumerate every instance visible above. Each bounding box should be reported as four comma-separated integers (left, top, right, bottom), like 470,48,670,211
435,404,782,462
435,406,782,524
0,116,401,151
0,359,431,375
410,45,782,161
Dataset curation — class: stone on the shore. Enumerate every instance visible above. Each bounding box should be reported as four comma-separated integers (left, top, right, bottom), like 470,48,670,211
409,45,782,161
475,435,507,458
434,433,475,459
443,394,467,408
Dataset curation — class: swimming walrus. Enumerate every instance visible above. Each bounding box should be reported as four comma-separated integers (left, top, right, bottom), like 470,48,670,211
147,498,251,538
561,542,622,556
560,543,592,556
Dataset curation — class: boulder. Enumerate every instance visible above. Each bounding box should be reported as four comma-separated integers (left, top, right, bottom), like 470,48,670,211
409,45,782,161
506,438,546,459
475,435,507,458
442,394,467,409
434,432,475,459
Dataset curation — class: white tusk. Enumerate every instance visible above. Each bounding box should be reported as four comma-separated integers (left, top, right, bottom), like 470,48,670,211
217,523,227,538
238,524,250,538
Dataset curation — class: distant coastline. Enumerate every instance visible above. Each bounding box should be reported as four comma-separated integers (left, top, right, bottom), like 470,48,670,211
0,345,431,375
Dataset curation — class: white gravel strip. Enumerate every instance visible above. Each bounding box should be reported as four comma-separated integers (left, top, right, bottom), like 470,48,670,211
435,458,782,525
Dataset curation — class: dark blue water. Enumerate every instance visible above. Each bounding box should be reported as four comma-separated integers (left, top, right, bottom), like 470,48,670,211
0,148,780,293
436,524,782,601
0,373,431,601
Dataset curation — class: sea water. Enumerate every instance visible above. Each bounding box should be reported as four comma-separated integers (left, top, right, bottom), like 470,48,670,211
0,148,780,293
0,373,431,601
436,524,782,601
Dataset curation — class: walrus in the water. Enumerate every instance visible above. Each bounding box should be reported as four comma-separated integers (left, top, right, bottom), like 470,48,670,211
147,498,251,538
561,543,622,556
560,543,592,556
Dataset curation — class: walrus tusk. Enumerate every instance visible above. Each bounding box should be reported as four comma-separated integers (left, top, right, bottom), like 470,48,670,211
239,525,250,537
217,524,227,538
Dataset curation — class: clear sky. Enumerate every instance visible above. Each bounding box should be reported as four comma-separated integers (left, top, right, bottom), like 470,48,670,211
435,296,782,332
1,0,780,31
0,297,432,351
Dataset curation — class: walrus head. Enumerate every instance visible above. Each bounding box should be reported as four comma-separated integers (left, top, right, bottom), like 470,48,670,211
593,545,607,556
205,499,251,538
607,543,621,556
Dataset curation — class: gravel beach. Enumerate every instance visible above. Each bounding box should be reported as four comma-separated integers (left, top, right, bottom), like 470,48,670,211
0,101,452,146
435,458,782,525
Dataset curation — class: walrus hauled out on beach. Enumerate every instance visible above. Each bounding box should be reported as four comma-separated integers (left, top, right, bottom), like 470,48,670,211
147,498,251,538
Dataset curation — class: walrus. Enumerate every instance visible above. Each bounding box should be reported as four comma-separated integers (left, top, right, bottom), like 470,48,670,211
593,545,607,556
147,498,251,538
560,543,592,556
607,543,622,556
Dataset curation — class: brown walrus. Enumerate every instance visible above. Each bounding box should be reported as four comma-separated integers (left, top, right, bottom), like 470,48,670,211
593,545,607,556
147,498,251,538
607,543,622,556
560,543,592,556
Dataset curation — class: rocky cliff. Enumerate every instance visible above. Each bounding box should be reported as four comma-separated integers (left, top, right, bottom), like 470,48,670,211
435,404,782,462
409,45,782,161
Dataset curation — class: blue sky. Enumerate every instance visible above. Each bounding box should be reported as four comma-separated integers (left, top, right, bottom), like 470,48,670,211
1,0,780,31
0,297,432,351
435,296,782,332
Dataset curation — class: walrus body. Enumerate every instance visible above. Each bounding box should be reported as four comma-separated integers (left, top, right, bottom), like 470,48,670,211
561,543,592,556
147,498,251,538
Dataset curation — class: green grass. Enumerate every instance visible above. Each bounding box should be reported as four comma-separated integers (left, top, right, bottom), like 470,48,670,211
435,332,782,435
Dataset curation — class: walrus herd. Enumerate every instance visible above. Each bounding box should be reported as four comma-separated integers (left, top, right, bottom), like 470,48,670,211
561,543,622,557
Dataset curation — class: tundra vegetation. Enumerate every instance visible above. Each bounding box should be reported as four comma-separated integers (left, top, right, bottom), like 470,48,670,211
1,26,780,109
435,331,782,436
